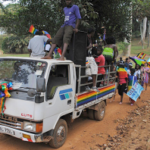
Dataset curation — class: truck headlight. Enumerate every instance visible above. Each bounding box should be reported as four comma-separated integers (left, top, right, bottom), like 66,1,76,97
23,122,43,133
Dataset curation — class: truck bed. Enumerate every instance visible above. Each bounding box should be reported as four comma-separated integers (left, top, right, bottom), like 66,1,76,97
76,84,115,110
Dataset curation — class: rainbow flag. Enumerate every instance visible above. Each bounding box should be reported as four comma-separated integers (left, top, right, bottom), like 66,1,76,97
137,52,146,59
128,75,137,91
29,25,52,39
86,60,89,65
77,85,115,107
117,68,128,79
128,75,134,91
29,25,38,34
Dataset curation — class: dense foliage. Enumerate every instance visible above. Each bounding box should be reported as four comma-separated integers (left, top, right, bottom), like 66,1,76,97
91,0,132,41
0,0,98,36
2,35,31,53
1,0,149,53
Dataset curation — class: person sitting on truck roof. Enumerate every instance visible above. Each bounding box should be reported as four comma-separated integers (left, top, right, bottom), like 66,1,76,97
102,37,118,65
43,0,81,60
95,45,105,87
28,30,52,58
86,28,99,92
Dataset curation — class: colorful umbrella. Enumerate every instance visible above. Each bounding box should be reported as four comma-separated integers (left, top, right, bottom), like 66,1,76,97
137,52,146,59
43,31,51,39
147,58,150,65
129,56,146,66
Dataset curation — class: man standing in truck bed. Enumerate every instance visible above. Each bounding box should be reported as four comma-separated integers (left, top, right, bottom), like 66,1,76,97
43,0,81,60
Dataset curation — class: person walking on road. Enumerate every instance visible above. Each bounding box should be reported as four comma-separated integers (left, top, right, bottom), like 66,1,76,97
144,62,150,90
117,62,128,104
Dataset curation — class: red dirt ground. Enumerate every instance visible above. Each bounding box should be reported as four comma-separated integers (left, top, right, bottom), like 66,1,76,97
0,88,149,150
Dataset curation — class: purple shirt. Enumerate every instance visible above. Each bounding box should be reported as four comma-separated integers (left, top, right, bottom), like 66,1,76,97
61,5,81,29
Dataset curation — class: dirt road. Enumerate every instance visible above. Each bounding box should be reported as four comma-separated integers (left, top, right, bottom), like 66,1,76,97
0,88,149,150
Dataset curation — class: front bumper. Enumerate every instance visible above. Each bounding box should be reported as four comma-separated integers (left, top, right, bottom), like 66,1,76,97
0,124,46,143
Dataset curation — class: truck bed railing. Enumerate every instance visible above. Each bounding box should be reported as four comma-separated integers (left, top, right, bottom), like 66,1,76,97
75,65,116,94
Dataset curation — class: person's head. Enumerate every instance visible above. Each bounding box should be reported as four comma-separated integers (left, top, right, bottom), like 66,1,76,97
126,58,130,63
117,61,120,66
87,28,95,37
119,62,124,68
35,29,43,35
97,45,103,55
141,64,144,68
120,57,122,61
135,64,140,70
144,62,148,67
66,0,72,7
105,37,116,45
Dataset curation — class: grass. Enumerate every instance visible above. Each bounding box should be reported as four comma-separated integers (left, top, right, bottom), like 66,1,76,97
117,37,150,61
131,38,150,56
0,54,29,57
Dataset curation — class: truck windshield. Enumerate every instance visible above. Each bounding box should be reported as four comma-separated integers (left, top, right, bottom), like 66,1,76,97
0,59,47,89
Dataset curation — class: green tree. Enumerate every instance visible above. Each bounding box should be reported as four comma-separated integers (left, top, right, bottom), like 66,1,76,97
132,0,150,48
91,0,132,42
0,0,98,36
2,35,31,53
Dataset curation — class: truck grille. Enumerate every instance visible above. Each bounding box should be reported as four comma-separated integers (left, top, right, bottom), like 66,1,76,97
0,114,23,129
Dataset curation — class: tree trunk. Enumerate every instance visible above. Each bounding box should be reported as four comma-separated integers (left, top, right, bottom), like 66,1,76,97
126,2,133,57
140,17,147,49
147,21,150,48
140,21,144,49
142,17,147,42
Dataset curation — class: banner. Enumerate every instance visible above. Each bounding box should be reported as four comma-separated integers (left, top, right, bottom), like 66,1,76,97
127,82,144,101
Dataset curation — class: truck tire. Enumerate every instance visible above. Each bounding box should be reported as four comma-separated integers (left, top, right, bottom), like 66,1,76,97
88,109,95,120
94,101,106,121
49,119,68,148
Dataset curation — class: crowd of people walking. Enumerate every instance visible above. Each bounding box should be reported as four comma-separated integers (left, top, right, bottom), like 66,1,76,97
116,57,150,105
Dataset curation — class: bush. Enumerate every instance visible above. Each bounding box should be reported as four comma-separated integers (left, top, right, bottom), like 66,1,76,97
2,35,31,54
132,31,140,38
118,42,129,51
118,42,130,55
2,37,10,53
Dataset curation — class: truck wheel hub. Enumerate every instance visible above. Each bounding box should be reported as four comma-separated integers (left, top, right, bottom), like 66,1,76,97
57,126,65,142
100,109,105,117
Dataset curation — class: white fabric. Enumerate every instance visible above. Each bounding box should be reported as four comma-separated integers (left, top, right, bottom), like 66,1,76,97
134,70,141,78
45,44,51,52
86,57,98,75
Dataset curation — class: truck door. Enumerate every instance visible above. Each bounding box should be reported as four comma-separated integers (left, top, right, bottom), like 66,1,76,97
44,63,75,120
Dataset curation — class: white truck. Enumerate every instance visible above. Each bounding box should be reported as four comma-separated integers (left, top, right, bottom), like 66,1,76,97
0,57,116,148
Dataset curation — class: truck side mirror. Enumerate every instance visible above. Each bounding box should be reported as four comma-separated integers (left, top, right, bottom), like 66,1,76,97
36,78,46,92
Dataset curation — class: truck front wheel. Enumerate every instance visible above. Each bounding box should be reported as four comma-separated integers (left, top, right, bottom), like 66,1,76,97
94,101,106,121
49,119,68,148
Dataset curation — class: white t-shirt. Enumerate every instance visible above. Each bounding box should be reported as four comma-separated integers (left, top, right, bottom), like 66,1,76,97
28,35,48,57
